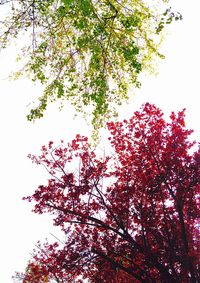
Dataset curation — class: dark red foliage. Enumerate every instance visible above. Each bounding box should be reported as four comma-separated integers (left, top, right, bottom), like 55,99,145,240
20,103,200,282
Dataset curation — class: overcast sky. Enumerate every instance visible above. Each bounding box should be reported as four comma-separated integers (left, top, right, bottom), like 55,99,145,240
0,1,200,282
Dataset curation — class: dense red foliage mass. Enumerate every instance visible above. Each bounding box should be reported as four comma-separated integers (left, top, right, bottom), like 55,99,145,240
18,103,200,282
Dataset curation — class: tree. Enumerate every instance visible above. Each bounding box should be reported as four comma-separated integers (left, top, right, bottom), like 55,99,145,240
0,0,181,131
15,103,199,282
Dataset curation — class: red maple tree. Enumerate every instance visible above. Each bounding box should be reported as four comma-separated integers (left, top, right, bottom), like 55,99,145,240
17,103,200,282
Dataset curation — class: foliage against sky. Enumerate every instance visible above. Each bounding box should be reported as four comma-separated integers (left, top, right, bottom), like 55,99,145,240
0,0,181,131
14,103,200,282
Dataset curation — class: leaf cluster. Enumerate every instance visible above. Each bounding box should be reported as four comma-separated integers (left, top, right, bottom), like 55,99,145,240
0,0,181,132
16,103,200,282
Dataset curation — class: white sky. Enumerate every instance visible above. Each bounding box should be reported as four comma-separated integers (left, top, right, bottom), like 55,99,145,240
0,1,200,282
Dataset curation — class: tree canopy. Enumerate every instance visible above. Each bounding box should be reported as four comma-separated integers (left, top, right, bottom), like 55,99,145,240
15,103,200,282
0,0,181,131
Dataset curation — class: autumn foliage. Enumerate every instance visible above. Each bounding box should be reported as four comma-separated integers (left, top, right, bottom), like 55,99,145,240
18,103,199,282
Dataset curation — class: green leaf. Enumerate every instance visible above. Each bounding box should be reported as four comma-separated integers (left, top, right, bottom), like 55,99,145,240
0,0,182,135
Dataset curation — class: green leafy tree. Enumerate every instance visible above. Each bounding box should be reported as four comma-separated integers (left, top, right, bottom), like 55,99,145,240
0,0,181,131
